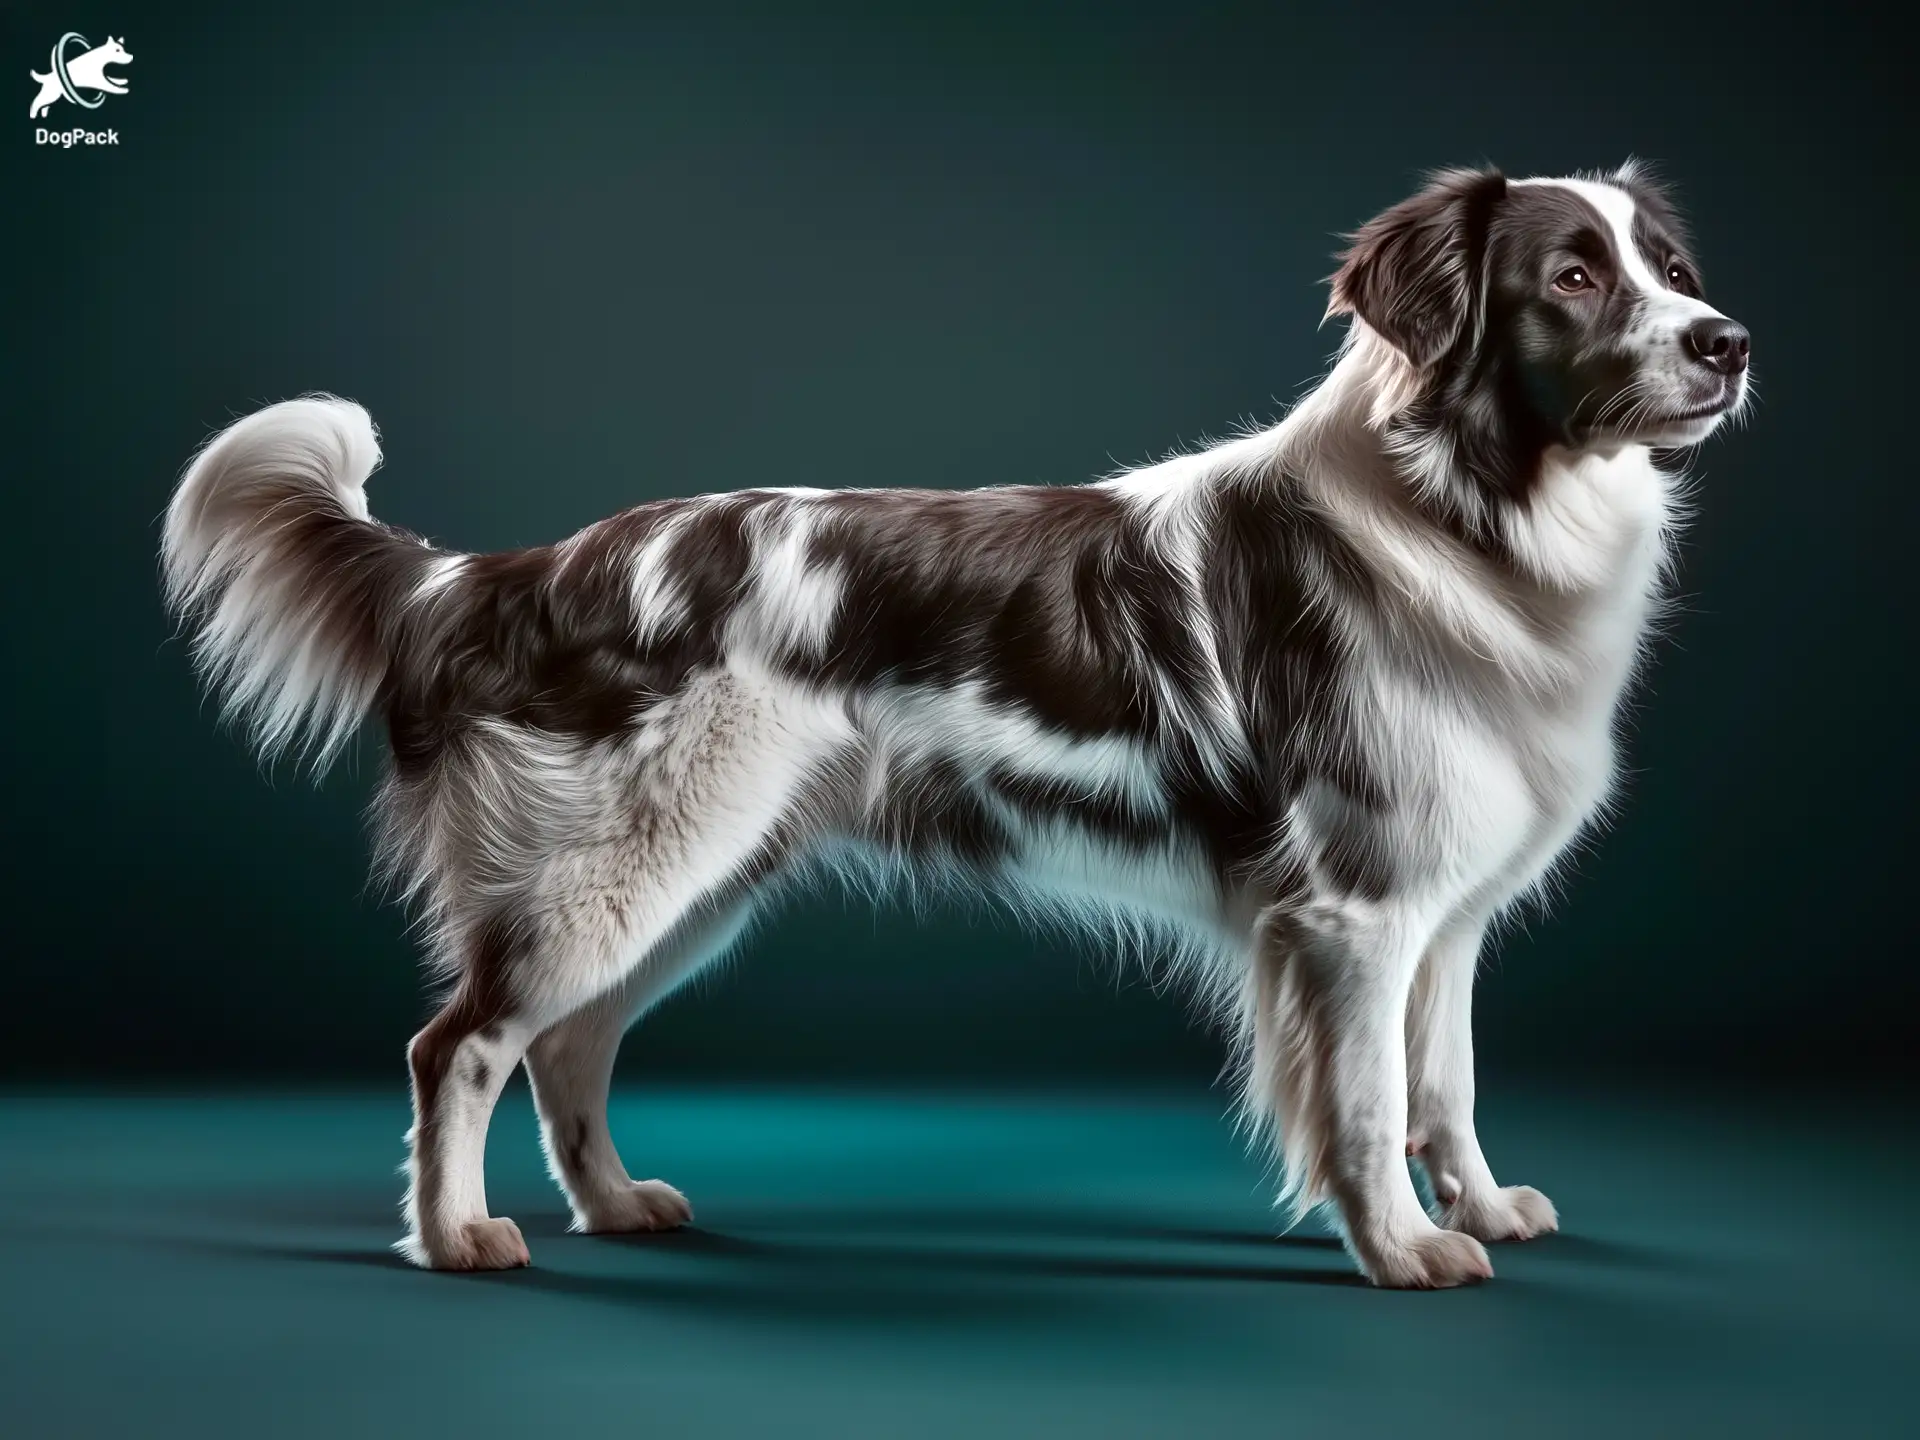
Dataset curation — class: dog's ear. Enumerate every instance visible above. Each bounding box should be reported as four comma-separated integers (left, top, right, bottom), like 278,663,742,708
1327,168,1507,370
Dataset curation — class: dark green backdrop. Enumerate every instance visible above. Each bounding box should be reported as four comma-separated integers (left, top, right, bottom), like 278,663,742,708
4,0,1910,1084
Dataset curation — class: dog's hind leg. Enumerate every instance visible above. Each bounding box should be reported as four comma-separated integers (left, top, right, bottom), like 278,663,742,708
395,667,847,1271
400,856,773,1273
524,897,757,1234
400,896,752,1270
396,916,550,1272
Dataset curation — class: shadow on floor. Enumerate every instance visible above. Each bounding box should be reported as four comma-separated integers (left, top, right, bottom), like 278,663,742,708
173,1187,1684,1274
245,1223,1371,1291
96,1199,1378,1326
221,1241,1377,1330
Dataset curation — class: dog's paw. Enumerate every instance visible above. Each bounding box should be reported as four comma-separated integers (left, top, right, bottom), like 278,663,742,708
1440,1184,1559,1243
1361,1227,1494,1289
580,1179,693,1235
396,1216,531,1271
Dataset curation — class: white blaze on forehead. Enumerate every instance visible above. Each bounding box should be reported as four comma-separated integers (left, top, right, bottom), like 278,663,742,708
1510,176,1724,329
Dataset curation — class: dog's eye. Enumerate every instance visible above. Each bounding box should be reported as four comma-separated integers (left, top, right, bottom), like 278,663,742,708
1553,266,1593,294
1666,263,1691,291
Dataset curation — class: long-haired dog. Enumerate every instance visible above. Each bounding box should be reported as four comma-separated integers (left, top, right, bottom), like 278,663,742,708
162,163,1749,1287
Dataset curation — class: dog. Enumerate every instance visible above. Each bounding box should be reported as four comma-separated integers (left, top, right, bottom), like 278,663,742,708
161,162,1749,1287
28,35,131,119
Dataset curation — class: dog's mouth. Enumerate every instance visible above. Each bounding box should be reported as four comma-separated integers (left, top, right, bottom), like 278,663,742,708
1581,385,1739,444
1644,401,1729,428
1628,403,1735,437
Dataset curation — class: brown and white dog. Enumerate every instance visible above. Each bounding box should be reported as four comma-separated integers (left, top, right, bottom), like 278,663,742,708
161,162,1750,1287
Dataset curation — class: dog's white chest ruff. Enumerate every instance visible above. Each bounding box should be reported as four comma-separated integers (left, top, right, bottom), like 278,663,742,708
1385,445,1671,918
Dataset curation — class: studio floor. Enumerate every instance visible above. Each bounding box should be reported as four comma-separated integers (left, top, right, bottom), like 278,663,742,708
0,1084,1910,1438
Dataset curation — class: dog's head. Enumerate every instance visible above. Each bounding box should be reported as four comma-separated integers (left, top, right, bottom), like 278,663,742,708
1329,163,1748,454
99,36,132,66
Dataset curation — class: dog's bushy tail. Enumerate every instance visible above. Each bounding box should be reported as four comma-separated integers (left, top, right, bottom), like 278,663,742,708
161,395,440,772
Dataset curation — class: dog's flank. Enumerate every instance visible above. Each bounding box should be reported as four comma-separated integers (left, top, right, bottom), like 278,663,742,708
161,162,1749,1287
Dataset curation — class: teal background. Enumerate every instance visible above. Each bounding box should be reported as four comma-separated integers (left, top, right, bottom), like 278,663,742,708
3,0,1913,1086
5,6,1915,1438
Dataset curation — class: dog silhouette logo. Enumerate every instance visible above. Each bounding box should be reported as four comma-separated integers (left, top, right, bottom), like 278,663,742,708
29,33,132,119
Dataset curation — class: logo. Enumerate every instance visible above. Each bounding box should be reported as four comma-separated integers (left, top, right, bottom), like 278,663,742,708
29,32,130,145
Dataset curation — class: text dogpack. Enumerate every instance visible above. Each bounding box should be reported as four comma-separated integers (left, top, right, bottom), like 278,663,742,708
36,126,119,147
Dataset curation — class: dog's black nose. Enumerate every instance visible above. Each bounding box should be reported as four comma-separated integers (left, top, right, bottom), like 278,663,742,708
1685,317,1750,375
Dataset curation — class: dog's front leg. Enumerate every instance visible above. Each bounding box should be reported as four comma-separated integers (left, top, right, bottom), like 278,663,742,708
1253,900,1493,1288
1405,918,1558,1242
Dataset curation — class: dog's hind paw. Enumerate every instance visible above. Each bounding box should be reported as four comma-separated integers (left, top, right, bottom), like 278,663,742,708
579,1179,693,1235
